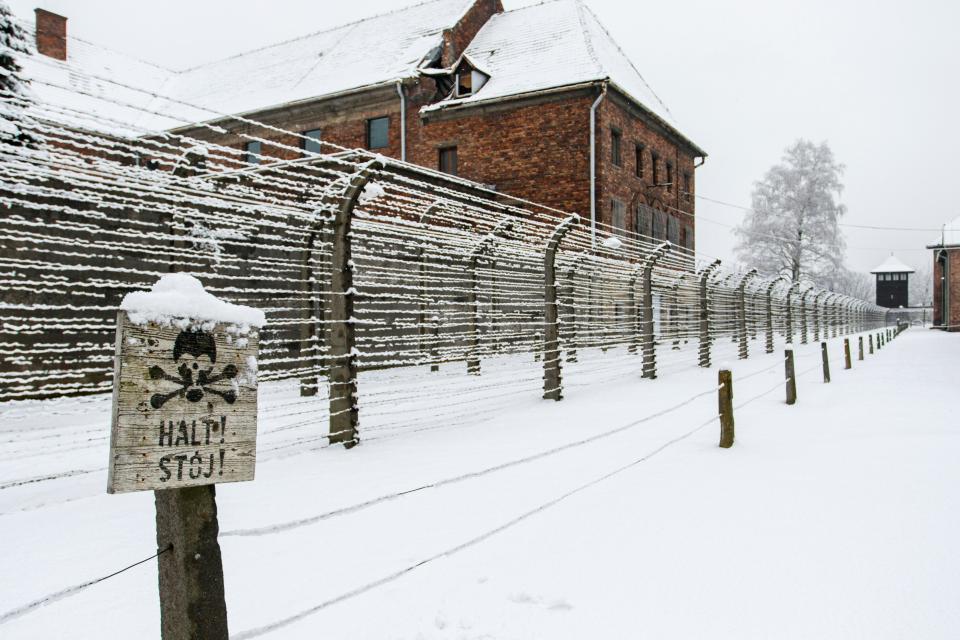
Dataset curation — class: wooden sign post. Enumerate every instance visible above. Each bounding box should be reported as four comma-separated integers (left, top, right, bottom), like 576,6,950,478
108,310,260,640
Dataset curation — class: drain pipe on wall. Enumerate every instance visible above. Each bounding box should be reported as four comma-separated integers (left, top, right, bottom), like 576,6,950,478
589,81,608,251
396,81,407,162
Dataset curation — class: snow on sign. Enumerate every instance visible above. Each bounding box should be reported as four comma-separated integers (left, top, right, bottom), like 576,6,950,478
107,274,265,494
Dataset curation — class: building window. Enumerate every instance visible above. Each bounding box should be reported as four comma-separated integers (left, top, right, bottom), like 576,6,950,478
611,129,622,167
666,162,674,187
667,215,679,245
457,72,473,97
651,152,659,184
684,225,694,249
635,144,645,178
611,199,625,231
439,146,458,176
244,140,261,165
302,129,322,155
652,209,665,239
683,172,691,200
636,204,651,237
366,117,389,149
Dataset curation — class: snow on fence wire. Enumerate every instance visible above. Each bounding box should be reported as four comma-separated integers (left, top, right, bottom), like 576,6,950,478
0,35,890,448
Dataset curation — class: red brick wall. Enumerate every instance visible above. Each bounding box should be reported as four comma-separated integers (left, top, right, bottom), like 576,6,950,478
413,94,593,215
595,94,697,247
932,249,960,330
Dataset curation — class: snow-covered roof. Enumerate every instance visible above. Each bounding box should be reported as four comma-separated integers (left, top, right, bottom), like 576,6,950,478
928,215,960,249
870,254,915,274
422,0,702,154
16,0,476,135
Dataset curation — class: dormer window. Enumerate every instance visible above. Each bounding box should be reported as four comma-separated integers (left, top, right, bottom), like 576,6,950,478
454,59,489,98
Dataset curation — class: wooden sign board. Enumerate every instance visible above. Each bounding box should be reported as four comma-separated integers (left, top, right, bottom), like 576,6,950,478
108,311,259,493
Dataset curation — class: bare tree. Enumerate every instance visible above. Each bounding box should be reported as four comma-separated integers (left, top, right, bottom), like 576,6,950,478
735,140,846,284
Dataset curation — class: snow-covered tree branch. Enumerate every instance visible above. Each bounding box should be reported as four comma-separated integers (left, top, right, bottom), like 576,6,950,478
734,140,847,285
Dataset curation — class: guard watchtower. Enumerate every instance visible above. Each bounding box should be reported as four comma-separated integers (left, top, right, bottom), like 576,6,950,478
870,254,914,308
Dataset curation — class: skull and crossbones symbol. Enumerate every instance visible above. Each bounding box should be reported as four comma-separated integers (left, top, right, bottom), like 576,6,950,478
149,329,238,409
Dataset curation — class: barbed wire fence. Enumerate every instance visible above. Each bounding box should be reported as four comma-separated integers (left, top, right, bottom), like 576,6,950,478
0,23,891,453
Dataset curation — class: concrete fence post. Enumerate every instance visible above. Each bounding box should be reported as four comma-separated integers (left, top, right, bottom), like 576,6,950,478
785,280,801,344
800,286,812,344
844,337,852,370
869,333,874,354
562,255,586,363
698,259,722,368
737,269,758,359
858,335,864,361
542,215,578,401
467,218,513,375
641,243,671,378
328,161,382,448
298,217,330,397
416,203,441,362
764,276,786,354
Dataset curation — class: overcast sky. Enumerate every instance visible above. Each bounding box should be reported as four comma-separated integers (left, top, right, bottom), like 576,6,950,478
9,0,960,273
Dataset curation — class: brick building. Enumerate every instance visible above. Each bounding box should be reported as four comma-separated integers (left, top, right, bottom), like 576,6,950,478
928,217,960,331
24,0,705,248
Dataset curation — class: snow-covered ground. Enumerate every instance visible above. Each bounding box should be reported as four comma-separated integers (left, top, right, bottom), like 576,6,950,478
1,329,957,639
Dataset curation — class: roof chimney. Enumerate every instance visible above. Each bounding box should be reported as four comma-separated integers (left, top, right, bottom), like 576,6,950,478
34,8,67,61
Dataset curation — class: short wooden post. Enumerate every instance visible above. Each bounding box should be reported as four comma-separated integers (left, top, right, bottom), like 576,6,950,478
784,348,797,405
542,215,577,401
155,487,229,640
718,368,734,448
699,259,721,368
843,337,852,369
858,335,864,361
642,243,670,378
328,162,381,447
821,341,831,383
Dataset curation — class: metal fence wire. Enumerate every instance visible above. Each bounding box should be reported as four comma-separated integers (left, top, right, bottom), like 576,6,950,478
0,32,889,447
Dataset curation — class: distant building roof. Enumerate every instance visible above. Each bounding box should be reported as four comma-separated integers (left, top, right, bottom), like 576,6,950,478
424,0,702,154
17,0,477,135
870,254,915,274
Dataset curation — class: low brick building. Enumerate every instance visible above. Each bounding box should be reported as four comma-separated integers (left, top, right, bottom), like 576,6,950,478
23,0,705,248
928,218,960,330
